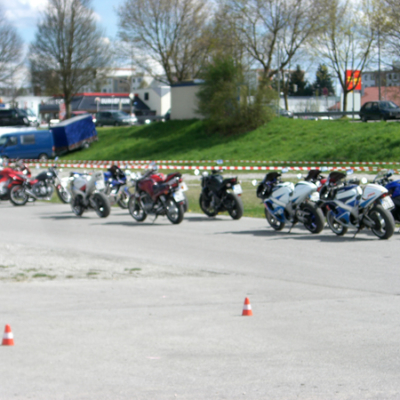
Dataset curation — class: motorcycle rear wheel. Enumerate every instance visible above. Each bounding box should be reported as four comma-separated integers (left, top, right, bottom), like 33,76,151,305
302,203,325,234
128,195,147,222
166,197,184,224
326,210,348,236
10,185,28,206
71,195,84,216
199,192,218,217
57,186,71,204
93,192,111,218
225,193,243,220
369,204,395,240
265,208,285,231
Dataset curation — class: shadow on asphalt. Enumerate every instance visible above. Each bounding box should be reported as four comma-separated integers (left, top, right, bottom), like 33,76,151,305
218,228,377,242
185,216,225,222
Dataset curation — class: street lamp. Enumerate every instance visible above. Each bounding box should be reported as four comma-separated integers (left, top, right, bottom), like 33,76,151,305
95,97,100,113
129,93,134,116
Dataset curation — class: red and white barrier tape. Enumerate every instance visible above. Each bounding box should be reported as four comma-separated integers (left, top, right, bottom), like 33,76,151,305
20,162,399,174
11,158,400,166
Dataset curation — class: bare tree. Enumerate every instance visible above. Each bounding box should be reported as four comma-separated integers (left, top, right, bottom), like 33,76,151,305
117,0,211,85
29,0,111,118
0,6,23,86
314,0,375,111
222,0,324,85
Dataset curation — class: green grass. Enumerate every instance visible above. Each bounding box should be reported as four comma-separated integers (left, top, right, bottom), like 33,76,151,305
60,118,400,163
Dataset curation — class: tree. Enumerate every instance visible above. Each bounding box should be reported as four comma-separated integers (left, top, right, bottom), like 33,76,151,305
313,0,375,111
117,0,211,85
29,0,111,118
196,56,276,134
314,64,335,96
288,65,313,96
223,0,324,84
0,6,23,86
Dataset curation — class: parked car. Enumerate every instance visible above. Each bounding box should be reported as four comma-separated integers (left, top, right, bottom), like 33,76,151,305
359,101,400,122
279,108,294,118
95,111,137,127
0,108,31,127
20,108,39,127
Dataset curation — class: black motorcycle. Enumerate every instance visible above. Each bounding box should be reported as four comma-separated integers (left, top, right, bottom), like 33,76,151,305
9,166,71,206
198,170,243,219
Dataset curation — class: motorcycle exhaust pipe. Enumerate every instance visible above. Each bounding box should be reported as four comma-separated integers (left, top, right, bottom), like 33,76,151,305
24,188,38,199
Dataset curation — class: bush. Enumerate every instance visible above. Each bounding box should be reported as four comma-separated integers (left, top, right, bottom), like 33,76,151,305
196,57,276,134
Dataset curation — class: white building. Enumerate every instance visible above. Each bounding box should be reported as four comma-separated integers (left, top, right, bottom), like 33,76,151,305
81,68,165,94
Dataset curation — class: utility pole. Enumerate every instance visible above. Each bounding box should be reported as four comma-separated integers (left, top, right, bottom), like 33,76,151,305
277,42,280,116
378,29,381,100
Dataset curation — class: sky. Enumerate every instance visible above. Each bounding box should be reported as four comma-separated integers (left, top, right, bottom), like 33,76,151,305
0,0,122,45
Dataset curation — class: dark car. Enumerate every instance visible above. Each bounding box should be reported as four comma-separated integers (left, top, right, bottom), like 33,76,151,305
95,110,137,127
359,101,400,122
0,108,31,127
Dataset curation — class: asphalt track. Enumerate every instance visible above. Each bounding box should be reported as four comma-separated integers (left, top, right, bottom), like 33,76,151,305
1,202,400,399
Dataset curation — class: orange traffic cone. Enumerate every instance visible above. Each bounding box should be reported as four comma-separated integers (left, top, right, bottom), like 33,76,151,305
2,325,14,346
242,297,253,316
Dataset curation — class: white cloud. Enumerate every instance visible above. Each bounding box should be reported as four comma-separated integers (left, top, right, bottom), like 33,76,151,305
1,0,48,29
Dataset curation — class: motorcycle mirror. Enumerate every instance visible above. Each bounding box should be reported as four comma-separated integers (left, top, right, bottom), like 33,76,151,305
388,169,394,177
321,166,328,172
347,169,354,175
202,171,209,177
251,179,258,186
281,168,289,173
296,173,302,179
194,169,200,176
361,177,368,184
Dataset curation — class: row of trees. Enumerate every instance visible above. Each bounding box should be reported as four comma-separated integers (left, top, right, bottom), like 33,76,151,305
2,0,400,119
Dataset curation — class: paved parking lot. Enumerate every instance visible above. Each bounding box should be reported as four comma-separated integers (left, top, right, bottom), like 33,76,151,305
1,202,400,399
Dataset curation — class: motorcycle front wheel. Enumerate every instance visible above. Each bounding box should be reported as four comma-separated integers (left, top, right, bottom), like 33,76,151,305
225,193,243,220
117,190,129,209
10,185,29,206
56,185,71,204
166,197,184,224
93,192,111,218
326,210,348,236
128,195,147,222
302,203,325,234
71,195,84,216
369,204,395,239
265,208,285,231
199,192,218,217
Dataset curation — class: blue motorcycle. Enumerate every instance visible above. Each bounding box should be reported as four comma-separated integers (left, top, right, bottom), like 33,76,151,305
103,165,131,209
373,169,400,222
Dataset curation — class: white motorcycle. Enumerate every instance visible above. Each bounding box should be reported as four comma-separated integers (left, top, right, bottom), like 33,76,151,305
319,170,395,239
69,171,111,218
254,170,325,233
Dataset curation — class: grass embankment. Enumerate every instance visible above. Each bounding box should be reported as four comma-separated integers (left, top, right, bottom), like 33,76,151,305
57,118,400,218
61,118,400,162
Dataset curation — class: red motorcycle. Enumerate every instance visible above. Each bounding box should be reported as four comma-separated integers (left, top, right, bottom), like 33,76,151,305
0,160,31,202
128,164,186,224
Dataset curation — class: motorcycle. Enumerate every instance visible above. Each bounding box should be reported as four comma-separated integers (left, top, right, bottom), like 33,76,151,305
197,169,243,220
7,164,71,206
254,170,325,233
0,159,31,202
103,165,131,209
128,163,186,224
372,169,400,222
319,170,395,239
69,171,111,218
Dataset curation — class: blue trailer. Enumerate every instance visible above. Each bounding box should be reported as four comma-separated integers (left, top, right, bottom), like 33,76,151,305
51,114,98,155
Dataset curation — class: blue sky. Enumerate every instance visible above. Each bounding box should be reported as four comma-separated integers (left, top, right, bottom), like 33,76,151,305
0,0,122,45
